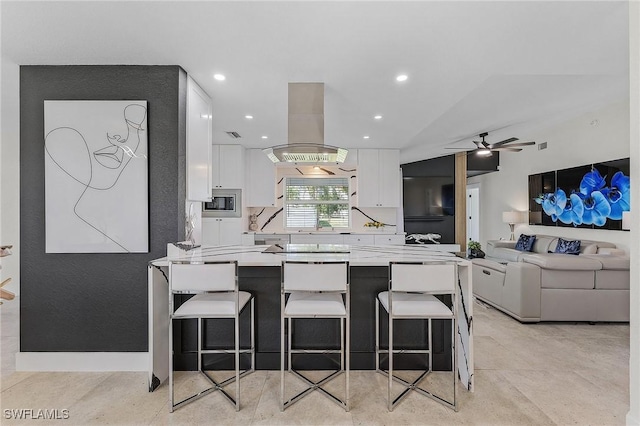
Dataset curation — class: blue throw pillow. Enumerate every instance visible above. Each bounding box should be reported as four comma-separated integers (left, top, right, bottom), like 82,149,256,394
515,234,536,252
554,238,581,255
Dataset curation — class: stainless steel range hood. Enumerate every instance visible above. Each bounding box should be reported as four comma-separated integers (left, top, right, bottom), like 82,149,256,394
264,83,348,163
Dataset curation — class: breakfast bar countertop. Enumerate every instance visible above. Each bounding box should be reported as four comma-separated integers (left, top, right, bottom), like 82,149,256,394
152,243,466,267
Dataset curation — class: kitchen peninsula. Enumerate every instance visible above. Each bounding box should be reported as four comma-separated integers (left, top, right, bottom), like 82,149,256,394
148,244,474,393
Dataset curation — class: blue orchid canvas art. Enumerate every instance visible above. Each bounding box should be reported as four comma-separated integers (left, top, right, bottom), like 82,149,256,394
529,158,630,230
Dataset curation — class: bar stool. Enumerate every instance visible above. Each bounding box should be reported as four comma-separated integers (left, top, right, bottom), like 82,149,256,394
169,260,254,412
280,260,350,411
376,261,458,411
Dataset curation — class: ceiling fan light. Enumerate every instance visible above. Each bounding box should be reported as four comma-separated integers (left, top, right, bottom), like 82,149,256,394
477,149,493,156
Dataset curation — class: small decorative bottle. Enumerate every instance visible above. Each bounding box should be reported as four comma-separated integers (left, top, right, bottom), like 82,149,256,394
249,213,258,231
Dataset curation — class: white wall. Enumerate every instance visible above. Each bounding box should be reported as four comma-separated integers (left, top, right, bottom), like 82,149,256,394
469,100,630,253
627,2,639,424
0,55,20,296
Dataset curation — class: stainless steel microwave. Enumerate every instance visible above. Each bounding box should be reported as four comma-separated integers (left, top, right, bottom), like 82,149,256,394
203,189,242,217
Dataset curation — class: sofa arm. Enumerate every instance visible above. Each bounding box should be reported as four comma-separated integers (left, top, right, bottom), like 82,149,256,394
502,262,542,321
486,240,517,258
597,247,626,256
487,240,517,250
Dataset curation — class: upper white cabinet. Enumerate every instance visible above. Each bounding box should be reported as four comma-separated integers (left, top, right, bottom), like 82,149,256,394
186,77,213,201
212,145,244,189
357,149,400,207
245,149,276,207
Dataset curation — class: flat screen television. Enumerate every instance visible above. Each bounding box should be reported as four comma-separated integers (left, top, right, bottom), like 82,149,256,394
403,177,455,217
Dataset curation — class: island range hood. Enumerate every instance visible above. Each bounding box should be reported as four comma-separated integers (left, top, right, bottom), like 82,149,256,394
264,83,348,163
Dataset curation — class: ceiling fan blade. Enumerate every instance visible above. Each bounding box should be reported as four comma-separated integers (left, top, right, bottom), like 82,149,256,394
491,147,522,152
501,141,535,147
489,137,519,148
473,140,483,148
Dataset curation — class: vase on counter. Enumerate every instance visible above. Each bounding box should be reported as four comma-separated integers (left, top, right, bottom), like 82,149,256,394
248,213,258,231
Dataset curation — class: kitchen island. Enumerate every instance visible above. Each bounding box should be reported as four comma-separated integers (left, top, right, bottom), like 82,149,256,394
148,244,473,393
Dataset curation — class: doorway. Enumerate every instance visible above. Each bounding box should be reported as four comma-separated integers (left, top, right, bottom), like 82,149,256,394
466,184,480,243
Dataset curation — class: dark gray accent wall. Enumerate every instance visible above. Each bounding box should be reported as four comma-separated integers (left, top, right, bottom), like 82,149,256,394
20,65,186,351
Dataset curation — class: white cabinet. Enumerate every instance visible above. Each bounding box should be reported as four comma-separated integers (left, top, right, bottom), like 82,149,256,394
202,218,243,246
343,234,375,245
212,145,244,189
245,149,276,207
290,234,344,244
373,234,406,245
357,149,400,207
186,77,213,201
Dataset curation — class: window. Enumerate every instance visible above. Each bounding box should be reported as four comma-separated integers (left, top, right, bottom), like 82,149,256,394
285,177,350,229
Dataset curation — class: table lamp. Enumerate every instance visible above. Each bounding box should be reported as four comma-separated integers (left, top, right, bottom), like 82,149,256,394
622,211,631,230
502,211,526,240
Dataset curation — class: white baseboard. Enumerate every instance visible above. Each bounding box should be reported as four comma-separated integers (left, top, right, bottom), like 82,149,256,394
628,411,640,426
16,352,148,372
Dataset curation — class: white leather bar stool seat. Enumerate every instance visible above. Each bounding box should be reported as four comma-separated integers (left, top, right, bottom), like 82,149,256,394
285,292,347,317
174,292,252,317
377,292,452,318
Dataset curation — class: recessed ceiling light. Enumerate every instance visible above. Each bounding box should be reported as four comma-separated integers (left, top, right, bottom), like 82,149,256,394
245,115,253,119
374,115,382,120
363,136,370,139
261,135,268,139
213,74,226,81
396,74,408,82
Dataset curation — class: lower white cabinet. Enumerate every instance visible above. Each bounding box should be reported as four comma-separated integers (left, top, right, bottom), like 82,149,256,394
202,218,243,246
343,234,375,245
373,234,406,245
286,233,403,245
290,234,344,244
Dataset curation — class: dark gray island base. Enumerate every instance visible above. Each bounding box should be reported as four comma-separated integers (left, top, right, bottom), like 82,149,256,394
172,266,453,372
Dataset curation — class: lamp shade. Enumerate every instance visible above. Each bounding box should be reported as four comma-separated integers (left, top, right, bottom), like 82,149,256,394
502,211,526,224
622,211,631,230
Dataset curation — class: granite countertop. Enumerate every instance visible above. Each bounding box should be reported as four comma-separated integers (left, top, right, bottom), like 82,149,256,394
153,244,468,267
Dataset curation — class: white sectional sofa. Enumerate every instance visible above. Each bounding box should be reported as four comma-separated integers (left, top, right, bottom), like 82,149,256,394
472,235,630,323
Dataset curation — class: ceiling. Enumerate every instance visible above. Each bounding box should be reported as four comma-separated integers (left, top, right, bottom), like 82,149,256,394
1,1,629,163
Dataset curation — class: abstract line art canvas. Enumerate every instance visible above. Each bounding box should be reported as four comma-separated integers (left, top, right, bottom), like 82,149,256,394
44,100,149,253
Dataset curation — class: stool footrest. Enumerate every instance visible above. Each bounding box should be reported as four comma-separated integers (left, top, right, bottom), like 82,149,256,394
283,369,347,411
289,349,342,354
200,348,253,354
376,349,431,355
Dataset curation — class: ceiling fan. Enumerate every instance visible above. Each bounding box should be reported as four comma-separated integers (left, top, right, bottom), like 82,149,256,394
448,132,535,155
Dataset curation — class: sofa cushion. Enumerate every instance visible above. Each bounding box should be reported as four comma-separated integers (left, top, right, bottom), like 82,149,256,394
553,238,581,255
580,242,599,254
521,253,602,271
531,236,557,254
515,234,536,251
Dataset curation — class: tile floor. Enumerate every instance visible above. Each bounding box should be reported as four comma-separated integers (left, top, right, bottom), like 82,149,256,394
0,298,630,425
